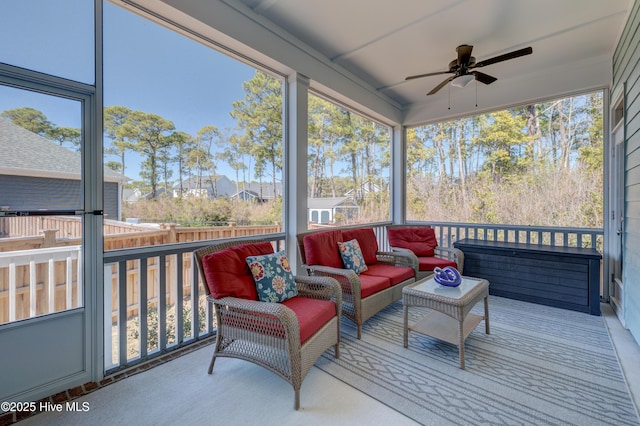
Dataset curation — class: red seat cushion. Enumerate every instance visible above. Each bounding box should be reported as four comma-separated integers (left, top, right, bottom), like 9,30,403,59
201,242,274,300
357,274,391,298
342,228,379,265
303,229,344,268
417,256,457,271
363,263,415,285
388,227,439,256
282,296,337,343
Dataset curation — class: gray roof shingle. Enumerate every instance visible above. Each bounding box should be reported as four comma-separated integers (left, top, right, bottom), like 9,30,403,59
0,118,125,182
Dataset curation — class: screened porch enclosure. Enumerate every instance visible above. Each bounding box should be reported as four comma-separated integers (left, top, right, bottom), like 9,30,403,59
1,0,639,421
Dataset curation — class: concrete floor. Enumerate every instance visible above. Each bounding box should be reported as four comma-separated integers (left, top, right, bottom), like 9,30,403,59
602,303,640,414
18,302,640,425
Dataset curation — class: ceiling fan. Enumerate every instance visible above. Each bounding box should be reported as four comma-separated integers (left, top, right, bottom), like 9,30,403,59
405,44,533,95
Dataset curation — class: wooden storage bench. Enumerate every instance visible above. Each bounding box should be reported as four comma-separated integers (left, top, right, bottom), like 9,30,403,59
453,238,601,315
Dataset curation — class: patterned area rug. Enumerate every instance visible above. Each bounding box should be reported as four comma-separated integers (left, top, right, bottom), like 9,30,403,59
316,296,639,426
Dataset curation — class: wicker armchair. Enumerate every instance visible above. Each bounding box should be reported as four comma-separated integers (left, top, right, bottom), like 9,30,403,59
194,240,341,410
386,224,464,280
296,228,417,339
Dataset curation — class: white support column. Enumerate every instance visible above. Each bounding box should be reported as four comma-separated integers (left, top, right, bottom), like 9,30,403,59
286,73,310,274
391,125,406,224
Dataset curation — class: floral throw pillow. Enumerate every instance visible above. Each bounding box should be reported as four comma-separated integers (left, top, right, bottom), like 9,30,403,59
337,239,368,274
245,251,298,303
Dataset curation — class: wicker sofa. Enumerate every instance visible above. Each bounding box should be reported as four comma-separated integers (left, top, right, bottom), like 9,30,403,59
297,227,417,339
194,239,342,410
386,224,464,280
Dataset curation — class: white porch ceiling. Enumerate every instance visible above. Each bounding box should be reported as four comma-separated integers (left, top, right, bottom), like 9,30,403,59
146,0,633,125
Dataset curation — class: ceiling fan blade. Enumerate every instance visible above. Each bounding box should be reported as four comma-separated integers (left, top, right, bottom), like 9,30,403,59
427,76,455,95
405,70,452,80
472,71,497,85
473,46,533,68
456,44,473,65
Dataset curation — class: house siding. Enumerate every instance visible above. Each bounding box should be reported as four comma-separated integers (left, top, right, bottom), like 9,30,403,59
104,182,119,220
0,175,82,211
0,175,119,220
613,0,640,343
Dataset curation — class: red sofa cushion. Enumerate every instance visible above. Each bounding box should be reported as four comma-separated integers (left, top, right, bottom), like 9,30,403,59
363,263,415,285
303,229,344,268
357,274,391,298
388,227,438,257
282,296,336,343
201,242,274,300
230,241,275,263
417,256,457,271
342,228,379,265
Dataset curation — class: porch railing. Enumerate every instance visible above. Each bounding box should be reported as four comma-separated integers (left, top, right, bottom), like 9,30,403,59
103,233,286,373
0,245,82,323
410,221,604,251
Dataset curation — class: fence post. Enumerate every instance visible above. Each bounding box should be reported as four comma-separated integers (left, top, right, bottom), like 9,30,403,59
0,206,8,237
41,229,59,248
167,224,177,243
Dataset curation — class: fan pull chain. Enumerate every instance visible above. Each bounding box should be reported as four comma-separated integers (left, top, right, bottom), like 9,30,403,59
448,84,451,110
475,80,478,108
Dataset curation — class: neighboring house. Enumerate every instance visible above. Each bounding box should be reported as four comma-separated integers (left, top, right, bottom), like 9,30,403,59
242,181,283,201
0,119,127,219
173,176,283,201
122,188,142,203
173,175,237,198
230,189,262,202
308,197,359,224
141,186,170,199
344,179,388,200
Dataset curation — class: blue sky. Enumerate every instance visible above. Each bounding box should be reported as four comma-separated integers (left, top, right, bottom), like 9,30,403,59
103,2,257,180
0,1,258,181
0,0,92,127
103,2,255,136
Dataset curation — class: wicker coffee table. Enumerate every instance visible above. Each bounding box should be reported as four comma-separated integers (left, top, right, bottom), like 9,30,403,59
402,276,489,369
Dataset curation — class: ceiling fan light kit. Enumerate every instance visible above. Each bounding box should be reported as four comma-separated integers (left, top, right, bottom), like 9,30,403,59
451,74,475,88
405,44,533,96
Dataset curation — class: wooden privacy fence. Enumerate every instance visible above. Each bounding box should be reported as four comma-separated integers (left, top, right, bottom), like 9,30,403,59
0,217,282,325
0,216,282,251
0,216,144,240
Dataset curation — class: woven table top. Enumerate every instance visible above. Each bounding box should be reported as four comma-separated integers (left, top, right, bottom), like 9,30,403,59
403,276,488,307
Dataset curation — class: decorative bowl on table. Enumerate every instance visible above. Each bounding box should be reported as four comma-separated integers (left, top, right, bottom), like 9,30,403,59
433,266,462,287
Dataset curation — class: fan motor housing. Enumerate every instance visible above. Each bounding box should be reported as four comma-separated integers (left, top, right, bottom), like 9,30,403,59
449,57,476,72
